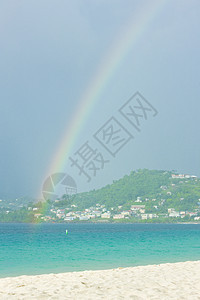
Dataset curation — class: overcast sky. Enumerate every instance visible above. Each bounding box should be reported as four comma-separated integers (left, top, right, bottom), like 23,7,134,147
0,0,200,200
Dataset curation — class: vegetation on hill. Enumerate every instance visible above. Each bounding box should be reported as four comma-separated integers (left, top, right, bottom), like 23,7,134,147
73,169,172,209
0,169,200,223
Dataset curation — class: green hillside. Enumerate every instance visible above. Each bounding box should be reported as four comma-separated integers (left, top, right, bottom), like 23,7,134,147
1,169,200,223
71,169,200,212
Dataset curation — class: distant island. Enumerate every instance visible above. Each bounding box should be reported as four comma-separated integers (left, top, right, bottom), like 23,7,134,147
1,169,200,223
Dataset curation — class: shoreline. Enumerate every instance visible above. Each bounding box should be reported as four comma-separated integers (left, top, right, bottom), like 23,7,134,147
0,221,200,225
0,260,200,299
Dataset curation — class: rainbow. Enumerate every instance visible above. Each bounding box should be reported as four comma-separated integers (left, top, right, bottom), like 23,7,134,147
39,0,167,200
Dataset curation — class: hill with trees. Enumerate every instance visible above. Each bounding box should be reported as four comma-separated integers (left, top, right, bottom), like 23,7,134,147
1,169,200,223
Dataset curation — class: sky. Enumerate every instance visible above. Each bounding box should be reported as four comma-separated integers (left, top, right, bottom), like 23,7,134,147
0,0,200,200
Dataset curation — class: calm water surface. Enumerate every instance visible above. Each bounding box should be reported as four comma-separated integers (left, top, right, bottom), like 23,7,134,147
0,223,200,277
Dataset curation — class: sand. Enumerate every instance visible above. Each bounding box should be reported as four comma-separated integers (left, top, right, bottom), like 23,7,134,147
0,261,200,299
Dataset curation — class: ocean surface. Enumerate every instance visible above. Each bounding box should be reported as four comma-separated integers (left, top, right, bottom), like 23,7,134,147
0,223,200,278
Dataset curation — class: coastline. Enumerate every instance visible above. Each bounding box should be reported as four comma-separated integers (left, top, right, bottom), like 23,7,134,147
0,260,200,299
0,221,200,224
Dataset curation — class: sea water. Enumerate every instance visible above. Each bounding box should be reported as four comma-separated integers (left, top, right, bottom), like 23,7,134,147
0,223,200,278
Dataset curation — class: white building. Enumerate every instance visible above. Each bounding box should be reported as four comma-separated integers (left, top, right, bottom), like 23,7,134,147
101,212,111,219
168,208,175,214
88,214,96,219
171,174,185,179
121,211,130,216
141,214,148,220
141,213,157,220
79,216,89,221
64,216,75,221
131,205,145,211
169,212,180,217
180,211,186,215
56,213,65,219
113,214,125,219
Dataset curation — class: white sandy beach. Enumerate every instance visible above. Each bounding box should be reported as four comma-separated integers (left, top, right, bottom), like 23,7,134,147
0,261,200,300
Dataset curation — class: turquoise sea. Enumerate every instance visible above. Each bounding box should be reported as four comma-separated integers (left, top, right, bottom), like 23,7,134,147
0,223,200,278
